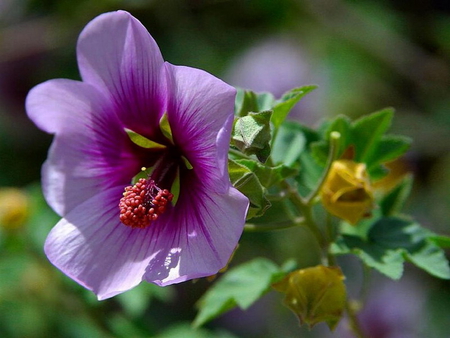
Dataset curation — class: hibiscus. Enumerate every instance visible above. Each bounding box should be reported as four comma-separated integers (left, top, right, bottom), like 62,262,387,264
26,10,249,300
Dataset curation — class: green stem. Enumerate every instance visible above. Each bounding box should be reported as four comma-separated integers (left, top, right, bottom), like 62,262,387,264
282,180,326,247
228,148,253,160
345,301,367,338
304,131,341,205
244,217,306,232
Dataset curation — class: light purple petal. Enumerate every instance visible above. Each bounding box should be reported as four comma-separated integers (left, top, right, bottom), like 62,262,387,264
45,186,158,300
164,63,236,193
26,79,141,215
77,10,166,135
143,183,249,285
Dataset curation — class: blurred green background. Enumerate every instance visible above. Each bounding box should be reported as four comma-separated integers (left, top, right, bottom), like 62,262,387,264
1,0,449,337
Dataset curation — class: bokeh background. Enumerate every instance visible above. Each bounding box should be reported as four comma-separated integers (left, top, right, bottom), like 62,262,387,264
1,0,449,337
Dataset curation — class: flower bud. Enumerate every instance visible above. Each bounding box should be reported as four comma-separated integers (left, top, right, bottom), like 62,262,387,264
0,188,30,230
273,265,346,330
320,160,374,224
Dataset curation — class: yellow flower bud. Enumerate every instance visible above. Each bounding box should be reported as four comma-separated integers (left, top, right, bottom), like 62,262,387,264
273,265,346,330
0,188,30,230
320,160,374,224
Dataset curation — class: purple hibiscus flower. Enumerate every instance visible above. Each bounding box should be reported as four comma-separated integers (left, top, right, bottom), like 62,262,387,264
25,10,249,300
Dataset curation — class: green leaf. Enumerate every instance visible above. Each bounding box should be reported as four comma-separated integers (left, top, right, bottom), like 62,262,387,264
296,151,323,196
228,159,271,219
156,323,237,338
232,111,272,163
331,235,405,279
234,159,297,188
235,89,275,117
271,85,317,127
366,135,412,169
332,217,450,279
116,283,174,318
193,258,284,327
429,235,450,248
245,199,297,231
271,121,308,167
351,108,394,162
379,174,413,216
125,128,166,149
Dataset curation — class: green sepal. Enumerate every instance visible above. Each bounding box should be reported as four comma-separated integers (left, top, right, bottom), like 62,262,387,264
170,166,181,206
125,128,166,149
181,156,193,170
193,258,291,328
271,85,317,128
228,159,271,219
232,110,272,163
331,217,450,280
159,112,174,144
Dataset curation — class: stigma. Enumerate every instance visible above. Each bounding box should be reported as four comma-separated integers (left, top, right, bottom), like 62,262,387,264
119,178,173,228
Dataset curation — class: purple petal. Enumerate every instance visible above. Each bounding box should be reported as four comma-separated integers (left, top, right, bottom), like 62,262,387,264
45,186,158,300
164,63,236,193
77,10,166,135
26,79,141,215
143,183,249,285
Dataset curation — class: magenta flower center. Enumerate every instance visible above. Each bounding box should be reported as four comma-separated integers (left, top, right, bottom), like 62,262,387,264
119,178,174,228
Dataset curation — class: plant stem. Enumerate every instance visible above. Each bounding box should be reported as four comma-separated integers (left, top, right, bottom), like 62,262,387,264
244,217,306,232
282,180,326,247
304,131,341,205
345,301,368,338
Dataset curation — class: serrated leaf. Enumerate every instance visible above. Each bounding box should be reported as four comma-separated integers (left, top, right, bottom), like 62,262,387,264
366,135,412,169
271,85,317,127
234,159,297,188
331,235,404,279
407,242,450,279
194,258,283,327
235,89,275,117
232,111,272,163
332,217,450,280
228,159,271,219
351,108,394,162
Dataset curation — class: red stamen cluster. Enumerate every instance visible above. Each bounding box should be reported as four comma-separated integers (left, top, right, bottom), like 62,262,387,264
119,178,173,228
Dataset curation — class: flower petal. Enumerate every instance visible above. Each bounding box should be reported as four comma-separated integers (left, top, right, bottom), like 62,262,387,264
143,183,249,285
164,63,236,192
45,186,158,300
77,10,166,135
26,79,141,215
